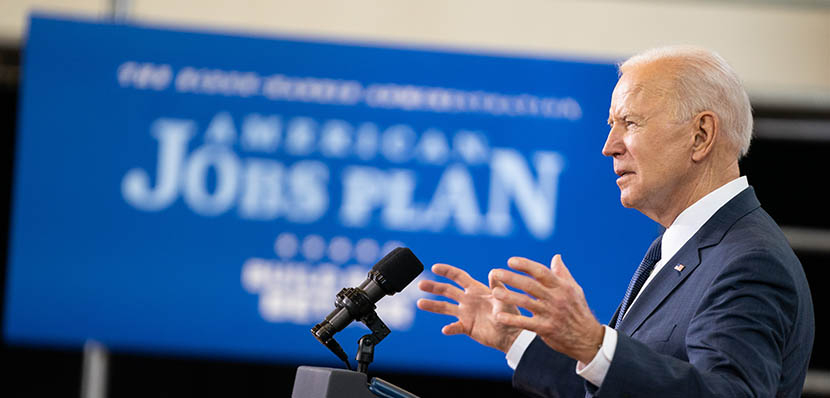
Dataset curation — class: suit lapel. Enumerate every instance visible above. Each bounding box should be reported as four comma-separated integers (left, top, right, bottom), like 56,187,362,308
615,187,762,335
616,243,701,334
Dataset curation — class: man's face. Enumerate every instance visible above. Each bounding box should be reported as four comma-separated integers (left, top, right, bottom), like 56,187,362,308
602,65,694,219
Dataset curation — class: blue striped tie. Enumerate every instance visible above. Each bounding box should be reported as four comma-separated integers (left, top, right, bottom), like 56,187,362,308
615,236,662,328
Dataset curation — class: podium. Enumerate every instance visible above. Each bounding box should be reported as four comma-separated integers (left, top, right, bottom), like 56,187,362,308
291,366,419,398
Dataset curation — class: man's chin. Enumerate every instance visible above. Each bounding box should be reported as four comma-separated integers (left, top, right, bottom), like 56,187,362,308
619,192,638,209
620,200,636,209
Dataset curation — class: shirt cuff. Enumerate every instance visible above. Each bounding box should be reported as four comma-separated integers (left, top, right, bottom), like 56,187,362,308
506,329,537,370
575,325,617,387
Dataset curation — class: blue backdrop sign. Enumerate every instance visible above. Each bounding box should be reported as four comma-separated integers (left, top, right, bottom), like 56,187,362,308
5,15,655,376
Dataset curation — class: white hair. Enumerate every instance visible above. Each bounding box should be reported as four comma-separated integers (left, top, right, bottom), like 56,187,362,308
619,46,753,158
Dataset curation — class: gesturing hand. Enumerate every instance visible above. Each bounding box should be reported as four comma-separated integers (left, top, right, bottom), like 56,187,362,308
490,255,604,364
417,263,523,353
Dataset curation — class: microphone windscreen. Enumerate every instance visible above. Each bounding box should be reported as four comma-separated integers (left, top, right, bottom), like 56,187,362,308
372,247,424,293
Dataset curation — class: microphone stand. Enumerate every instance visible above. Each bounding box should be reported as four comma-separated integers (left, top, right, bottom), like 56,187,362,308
295,309,417,398
355,309,390,374
302,246,425,398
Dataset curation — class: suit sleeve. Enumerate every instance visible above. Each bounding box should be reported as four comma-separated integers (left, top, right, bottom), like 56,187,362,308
593,250,799,397
513,335,585,398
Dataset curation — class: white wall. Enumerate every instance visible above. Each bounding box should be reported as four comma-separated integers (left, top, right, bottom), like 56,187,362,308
2,0,829,109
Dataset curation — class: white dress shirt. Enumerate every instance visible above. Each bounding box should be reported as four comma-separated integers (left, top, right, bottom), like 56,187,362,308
506,176,750,387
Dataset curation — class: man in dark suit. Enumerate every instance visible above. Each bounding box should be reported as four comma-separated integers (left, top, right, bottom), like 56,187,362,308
417,46,814,397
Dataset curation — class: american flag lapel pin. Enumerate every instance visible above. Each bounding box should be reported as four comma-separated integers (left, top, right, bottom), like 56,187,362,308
674,264,685,272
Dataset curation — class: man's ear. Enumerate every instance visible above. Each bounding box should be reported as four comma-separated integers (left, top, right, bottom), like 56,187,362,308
691,111,718,162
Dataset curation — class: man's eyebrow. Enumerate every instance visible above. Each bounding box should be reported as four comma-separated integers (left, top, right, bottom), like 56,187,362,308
607,113,627,123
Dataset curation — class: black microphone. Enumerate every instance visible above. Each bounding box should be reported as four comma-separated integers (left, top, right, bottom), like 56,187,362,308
311,247,424,369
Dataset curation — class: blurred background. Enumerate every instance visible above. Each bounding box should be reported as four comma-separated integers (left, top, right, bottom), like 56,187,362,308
1,1,828,397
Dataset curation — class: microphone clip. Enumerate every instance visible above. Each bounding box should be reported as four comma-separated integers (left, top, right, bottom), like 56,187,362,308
311,287,391,374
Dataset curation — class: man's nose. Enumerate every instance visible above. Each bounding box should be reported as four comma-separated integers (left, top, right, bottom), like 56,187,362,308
602,126,624,158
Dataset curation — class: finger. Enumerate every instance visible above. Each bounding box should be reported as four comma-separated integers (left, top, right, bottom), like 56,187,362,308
417,298,458,317
418,279,464,302
492,286,546,314
490,268,548,299
432,263,481,289
550,254,575,282
441,321,466,336
507,257,559,287
495,312,536,331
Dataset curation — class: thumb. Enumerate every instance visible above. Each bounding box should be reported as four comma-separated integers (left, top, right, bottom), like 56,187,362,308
488,269,506,290
550,254,574,282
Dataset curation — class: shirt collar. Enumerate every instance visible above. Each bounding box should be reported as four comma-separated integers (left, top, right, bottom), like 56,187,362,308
660,176,749,263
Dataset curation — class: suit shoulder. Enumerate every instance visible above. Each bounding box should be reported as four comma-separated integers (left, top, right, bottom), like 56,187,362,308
719,206,798,267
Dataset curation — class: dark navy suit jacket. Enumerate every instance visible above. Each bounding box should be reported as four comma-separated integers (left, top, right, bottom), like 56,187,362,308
513,188,814,398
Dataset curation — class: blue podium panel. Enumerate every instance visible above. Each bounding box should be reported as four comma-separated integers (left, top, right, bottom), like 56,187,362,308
5,15,656,377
